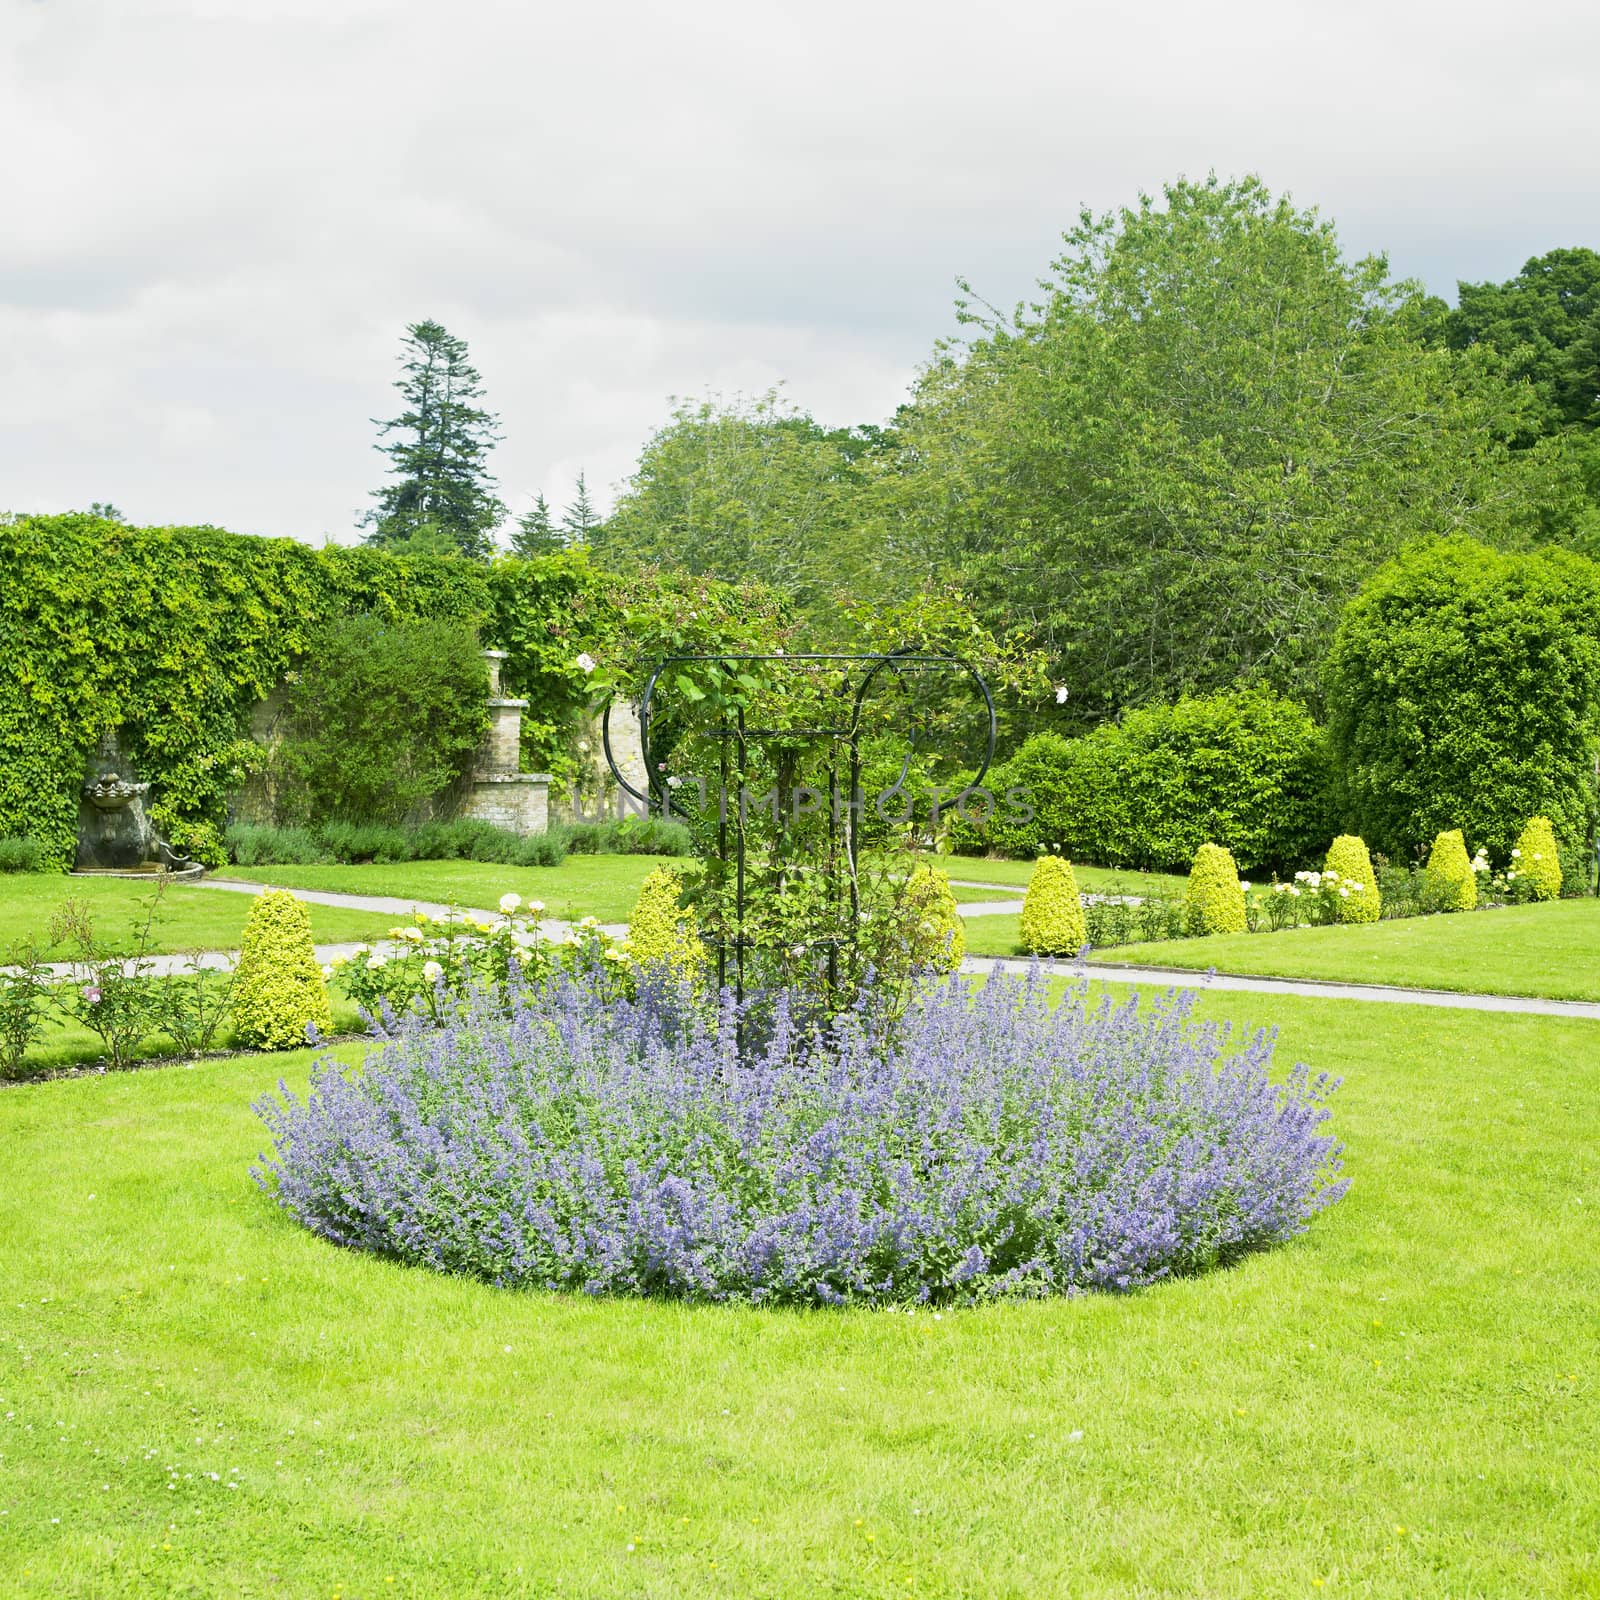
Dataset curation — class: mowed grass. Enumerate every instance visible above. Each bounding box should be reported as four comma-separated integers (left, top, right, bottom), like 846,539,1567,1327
1,986,1596,1597
962,898,1600,1003
218,853,681,923
0,876,396,958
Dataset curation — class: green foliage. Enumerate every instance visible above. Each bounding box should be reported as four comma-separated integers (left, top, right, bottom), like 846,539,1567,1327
0,944,49,1079
1325,536,1600,859
0,838,44,872
231,889,331,1050
271,614,489,827
1018,855,1088,955
594,392,882,631
1444,248,1600,434
902,863,966,972
957,691,1332,873
1185,844,1247,937
1512,816,1563,901
1422,830,1477,913
626,866,708,985
884,175,1542,715
560,473,600,548
0,513,488,870
1323,835,1381,923
510,493,562,558
364,320,507,559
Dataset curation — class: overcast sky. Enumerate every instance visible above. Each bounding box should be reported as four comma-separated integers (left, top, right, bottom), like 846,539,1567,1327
3,0,1597,542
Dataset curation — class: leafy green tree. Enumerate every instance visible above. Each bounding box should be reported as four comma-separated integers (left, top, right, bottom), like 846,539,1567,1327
592,393,887,628
560,473,600,548
1324,536,1600,861
1445,248,1600,432
883,175,1542,719
510,492,561,557
364,320,507,559
271,613,490,826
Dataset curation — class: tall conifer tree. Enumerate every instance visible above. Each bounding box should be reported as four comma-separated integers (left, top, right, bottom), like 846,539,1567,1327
364,320,507,558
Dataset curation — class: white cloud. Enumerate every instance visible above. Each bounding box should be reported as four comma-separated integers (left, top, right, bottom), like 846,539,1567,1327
2,0,1596,538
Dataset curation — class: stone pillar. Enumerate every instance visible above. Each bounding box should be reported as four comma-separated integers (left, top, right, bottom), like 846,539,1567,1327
460,648,552,834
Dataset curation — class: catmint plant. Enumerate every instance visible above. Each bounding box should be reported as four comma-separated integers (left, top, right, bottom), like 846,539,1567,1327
255,965,1348,1307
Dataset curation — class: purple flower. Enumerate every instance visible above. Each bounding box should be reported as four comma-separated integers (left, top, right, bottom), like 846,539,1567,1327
252,967,1348,1307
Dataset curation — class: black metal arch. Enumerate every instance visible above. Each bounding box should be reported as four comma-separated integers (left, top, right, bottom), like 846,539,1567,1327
601,649,996,1001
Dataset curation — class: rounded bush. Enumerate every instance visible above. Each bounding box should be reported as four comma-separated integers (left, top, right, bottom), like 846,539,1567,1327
1019,856,1088,955
1323,835,1380,923
1325,537,1600,860
1185,843,1247,936
627,866,708,983
951,691,1334,873
1422,829,1477,913
233,889,332,1049
254,972,1348,1305
1512,816,1563,901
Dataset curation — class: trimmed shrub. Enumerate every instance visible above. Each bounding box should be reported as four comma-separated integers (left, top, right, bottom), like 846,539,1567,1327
0,837,44,872
1323,835,1380,923
952,691,1334,873
1512,816,1563,901
902,863,966,972
1325,537,1600,860
626,866,708,984
255,970,1349,1305
1422,830,1477,913
1185,843,1247,937
1019,856,1088,955
232,890,332,1049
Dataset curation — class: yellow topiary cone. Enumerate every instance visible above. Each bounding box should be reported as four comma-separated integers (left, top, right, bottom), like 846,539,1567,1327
1323,835,1380,923
1511,816,1562,901
1019,856,1087,955
626,865,708,986
1422,829,1476,912
232,889,332,1049
1185,843,1247,936
902,862,966,971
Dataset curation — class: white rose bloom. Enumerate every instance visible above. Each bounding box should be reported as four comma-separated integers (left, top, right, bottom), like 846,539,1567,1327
423,960,444,981
1054,685,1069,705
366,954,386,970
499,892,522,913
320,965,334,979
1511,848,1522,858
575,652,597,674
401,927,423,942
528,900,545,914
1240,881,1252,892
1339,885,1350,897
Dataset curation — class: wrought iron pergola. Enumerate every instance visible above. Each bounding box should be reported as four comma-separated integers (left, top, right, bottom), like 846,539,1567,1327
603,649,995,1001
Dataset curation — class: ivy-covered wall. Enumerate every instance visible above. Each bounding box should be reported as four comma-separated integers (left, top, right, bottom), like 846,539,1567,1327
0,516,527,867
0,513,789,869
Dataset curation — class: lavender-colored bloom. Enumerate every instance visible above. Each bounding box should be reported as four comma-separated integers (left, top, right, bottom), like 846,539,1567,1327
252,967,1348,1307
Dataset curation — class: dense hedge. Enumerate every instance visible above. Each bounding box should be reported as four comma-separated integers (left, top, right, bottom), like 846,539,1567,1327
0,513,782,870
954,691,1333,873
1325,537,1600,860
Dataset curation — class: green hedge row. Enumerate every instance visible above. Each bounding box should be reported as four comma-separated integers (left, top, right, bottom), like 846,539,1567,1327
0,513,783,870
953,690,1334,873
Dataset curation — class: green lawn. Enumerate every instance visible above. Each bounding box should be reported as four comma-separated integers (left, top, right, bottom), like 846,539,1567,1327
218,853,681,923
963,898,1600,1003
0,876,396,959
0,985,1595,1596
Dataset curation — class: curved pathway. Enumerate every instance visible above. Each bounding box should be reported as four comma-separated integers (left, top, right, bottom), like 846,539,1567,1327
17,875,1594,1022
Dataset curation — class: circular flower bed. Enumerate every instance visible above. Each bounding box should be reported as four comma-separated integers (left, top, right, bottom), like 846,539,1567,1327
253,971,1348,1305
